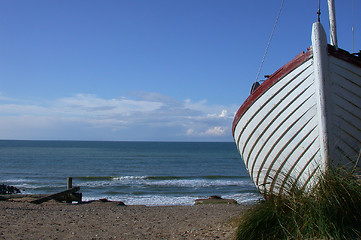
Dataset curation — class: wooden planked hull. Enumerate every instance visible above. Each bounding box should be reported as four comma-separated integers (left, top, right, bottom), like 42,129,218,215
327,52,361,166
232,22,361,195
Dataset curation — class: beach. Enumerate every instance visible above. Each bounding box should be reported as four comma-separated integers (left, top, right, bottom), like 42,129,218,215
0,141,256,239
0,200,249,239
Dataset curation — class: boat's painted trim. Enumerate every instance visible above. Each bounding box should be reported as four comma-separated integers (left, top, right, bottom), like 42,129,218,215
328,45,361,68
232,33,361,142
232,50,313,136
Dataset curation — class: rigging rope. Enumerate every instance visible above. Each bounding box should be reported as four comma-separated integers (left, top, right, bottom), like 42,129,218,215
255,0,285,82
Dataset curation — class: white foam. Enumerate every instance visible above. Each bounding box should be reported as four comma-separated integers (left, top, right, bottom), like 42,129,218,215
2,178,32,183
82,195,200,206
144,179,254,188
82,193,262,206
111,176,148,181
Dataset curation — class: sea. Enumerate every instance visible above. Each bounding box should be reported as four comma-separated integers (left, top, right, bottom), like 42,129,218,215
0,140,261,206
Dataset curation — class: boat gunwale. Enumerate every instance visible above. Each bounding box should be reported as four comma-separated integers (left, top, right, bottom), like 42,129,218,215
232,45,361,137
232,49,313,136
328,45,361,68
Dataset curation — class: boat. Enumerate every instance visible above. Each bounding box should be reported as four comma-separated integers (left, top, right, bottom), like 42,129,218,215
232,0,361,196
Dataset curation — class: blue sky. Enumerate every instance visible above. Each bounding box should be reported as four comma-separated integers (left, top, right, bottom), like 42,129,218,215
0,0,360,141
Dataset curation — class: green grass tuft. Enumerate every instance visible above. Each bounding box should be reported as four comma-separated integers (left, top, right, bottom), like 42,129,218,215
234,168,361,240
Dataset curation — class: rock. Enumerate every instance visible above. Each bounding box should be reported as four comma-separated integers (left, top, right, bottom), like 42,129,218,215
209,195,222,199
194,196,238,205
0,184,21,194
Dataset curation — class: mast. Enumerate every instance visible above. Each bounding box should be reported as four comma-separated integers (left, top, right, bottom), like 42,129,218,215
327,0,338,49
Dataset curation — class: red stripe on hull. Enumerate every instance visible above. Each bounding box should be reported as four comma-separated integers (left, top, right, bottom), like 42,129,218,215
232,49,313,136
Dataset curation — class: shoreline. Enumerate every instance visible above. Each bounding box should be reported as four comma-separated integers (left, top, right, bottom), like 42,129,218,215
0,200,250,239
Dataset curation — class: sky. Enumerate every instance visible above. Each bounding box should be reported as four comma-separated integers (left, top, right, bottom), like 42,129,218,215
0,0,360,142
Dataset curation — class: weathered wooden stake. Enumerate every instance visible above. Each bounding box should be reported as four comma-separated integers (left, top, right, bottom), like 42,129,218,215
67,177,73,189
66,177,73,203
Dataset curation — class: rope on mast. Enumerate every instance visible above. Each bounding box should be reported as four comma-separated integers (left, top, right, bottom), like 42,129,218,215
255,0,285,82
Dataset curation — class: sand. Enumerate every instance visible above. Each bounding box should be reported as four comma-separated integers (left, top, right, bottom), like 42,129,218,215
0,200,250,239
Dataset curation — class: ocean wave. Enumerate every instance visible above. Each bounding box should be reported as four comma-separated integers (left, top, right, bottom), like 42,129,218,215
1,175,256,194
82,193,262,206
145,175,250,180
82,195,199,206
1,178,33,183
73,175,248,182
143,179,253,188
111,176,148,181
0,141,256,205
71,175,254,189
73,176,148,182
59,176,253,188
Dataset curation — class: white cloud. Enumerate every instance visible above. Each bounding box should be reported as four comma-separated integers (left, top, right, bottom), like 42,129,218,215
205,126,225,136
0,104,49,115
57,94,162,116
0,92,238,141
186,126,226,137
186,128,195,136
219,110,228,118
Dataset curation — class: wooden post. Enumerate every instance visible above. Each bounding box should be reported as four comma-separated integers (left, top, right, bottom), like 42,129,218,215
66,177,73,203
67,177,73,189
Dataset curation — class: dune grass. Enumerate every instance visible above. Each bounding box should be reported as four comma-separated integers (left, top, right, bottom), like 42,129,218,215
234,168,361,240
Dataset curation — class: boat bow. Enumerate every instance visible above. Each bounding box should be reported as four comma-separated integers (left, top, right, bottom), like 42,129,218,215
233,21,361,196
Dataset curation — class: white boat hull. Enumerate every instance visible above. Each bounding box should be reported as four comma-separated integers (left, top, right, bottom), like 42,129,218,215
232,22,361,195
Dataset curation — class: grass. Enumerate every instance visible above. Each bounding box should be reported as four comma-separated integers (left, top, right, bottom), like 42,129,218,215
234,168,361,240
